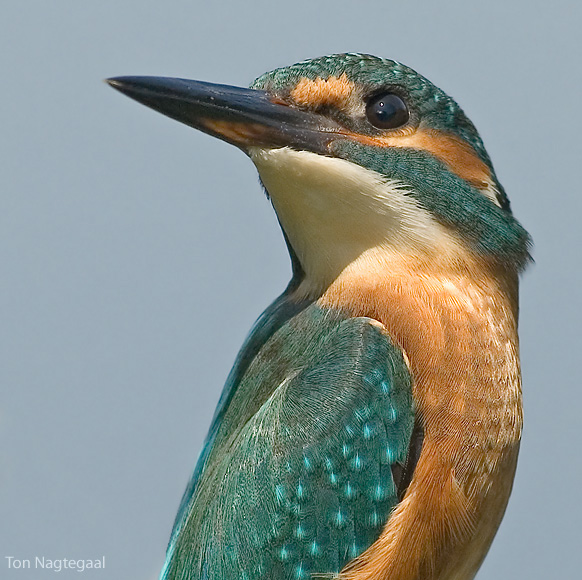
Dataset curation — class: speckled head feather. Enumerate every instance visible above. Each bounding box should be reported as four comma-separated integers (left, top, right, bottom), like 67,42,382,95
251,54,531,270
252,54,491,175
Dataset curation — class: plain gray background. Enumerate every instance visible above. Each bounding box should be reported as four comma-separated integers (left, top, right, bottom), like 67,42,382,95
1,1,580,578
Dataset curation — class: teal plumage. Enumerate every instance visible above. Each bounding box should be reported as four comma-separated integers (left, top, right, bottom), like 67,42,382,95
162,304,414,579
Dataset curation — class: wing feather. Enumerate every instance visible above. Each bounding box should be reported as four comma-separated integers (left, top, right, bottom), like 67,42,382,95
162,305,415,580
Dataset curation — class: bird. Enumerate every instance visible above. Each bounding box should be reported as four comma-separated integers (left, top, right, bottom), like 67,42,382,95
107,53,531,580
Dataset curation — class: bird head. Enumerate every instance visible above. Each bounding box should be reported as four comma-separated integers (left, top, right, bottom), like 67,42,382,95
108,54,530,296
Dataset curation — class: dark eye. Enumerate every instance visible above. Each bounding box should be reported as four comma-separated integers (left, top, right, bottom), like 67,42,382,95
365,92,409,129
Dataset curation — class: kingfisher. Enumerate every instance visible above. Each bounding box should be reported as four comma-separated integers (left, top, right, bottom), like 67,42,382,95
108,54,530,580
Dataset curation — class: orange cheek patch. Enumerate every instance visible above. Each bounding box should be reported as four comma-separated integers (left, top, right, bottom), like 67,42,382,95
290,73,355,110
201,118,269,145
348,128,492,189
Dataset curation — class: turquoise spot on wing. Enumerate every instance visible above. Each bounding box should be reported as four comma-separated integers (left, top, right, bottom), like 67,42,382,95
332,508,348,528
349,452,365,471
383,445,397,463
278,544,295,562
367,509,382,528
370,483,389,502
349,541,361,559
363,422,375,440
295,523,307,540
344,482,357,500
388,406,399,422
295,562,310,579
380,379,393,394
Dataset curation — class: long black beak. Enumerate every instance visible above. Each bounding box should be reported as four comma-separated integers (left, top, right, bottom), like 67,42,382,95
106,76,341,154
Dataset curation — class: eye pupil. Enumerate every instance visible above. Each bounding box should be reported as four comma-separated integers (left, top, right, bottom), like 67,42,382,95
366,93,409,129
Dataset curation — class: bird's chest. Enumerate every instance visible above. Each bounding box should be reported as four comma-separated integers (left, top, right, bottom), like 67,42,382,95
318,268,522,462
317,267,522,580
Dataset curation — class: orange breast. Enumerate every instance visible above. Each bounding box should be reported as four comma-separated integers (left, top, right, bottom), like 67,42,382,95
317,260,522,580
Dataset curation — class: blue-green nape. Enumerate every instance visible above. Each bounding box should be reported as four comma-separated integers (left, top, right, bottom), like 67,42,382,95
161,303,414,580
333,140,532,269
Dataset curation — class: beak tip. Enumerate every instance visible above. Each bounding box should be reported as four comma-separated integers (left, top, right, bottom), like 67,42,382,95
105,77,129,91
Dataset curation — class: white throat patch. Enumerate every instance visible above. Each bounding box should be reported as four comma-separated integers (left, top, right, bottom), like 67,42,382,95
249,148,464,295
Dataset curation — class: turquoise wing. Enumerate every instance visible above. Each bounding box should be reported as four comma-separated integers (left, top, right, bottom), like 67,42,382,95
161,304,415,580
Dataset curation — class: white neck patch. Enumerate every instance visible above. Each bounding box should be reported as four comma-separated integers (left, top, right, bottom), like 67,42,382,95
249,147,464,295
